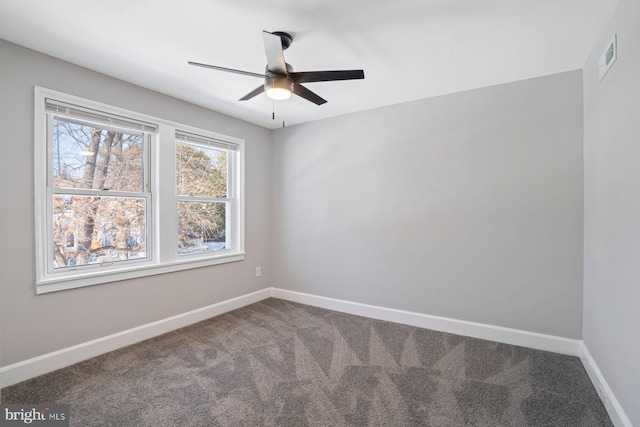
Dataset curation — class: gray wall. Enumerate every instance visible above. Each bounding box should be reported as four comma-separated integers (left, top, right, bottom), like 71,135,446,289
271,71,585,338
0,40,272,366
583,0,640,424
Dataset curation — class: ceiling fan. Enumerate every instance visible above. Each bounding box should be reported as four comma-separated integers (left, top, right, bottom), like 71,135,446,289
188,31,365,105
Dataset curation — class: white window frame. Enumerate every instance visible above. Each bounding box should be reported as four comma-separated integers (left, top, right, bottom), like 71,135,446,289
44,98,154,274
175,131,239,258
34,87,245,294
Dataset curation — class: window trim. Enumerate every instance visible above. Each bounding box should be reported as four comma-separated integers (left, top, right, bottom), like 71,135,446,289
34,87,245,294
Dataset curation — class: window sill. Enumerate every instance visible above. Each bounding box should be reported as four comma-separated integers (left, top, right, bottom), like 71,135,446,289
35,252,245,294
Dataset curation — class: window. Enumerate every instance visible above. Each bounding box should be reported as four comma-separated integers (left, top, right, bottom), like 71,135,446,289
176,132,237,256
46,99,151,271
35,88,245,293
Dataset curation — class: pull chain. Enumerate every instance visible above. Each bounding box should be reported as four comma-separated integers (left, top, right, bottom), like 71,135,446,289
271,96,285,127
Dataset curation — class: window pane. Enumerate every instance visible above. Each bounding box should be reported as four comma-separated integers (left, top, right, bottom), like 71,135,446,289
52,195,146,269
176,142,227,198
178,201,227,255
51,117,143,192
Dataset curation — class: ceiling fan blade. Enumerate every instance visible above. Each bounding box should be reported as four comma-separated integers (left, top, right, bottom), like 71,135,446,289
262,31,287,74
291,70,365,84
188,61,265,78
294,84,327,105
239,85,265,101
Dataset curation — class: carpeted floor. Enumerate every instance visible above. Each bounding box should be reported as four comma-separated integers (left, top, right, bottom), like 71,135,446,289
2,298,612,426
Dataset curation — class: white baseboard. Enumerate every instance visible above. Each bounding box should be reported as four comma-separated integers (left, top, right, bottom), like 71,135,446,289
579,342,633,427
0,288,271,389
270,288,582,356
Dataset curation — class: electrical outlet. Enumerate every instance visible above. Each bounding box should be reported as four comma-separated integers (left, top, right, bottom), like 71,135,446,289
256,266,262,277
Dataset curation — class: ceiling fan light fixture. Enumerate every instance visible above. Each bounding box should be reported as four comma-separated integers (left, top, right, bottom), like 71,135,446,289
265,77,293,100
266,87,292,100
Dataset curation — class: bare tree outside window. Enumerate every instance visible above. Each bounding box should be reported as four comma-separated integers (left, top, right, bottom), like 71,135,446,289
51,118,146,268
176,141,229,254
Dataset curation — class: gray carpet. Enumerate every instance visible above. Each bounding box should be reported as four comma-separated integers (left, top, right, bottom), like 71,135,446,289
2,298,612,426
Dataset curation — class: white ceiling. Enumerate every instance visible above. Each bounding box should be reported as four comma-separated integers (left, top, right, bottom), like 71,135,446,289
0,0,616,129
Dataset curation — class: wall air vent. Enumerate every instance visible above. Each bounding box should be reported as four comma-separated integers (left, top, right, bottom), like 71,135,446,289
598,34,617,81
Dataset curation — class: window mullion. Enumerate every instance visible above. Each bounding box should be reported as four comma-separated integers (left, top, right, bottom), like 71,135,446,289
227,151,235,251
157,123,177,263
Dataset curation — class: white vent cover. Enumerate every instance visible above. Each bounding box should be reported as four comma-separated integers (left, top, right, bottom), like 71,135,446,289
598,34,617,81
